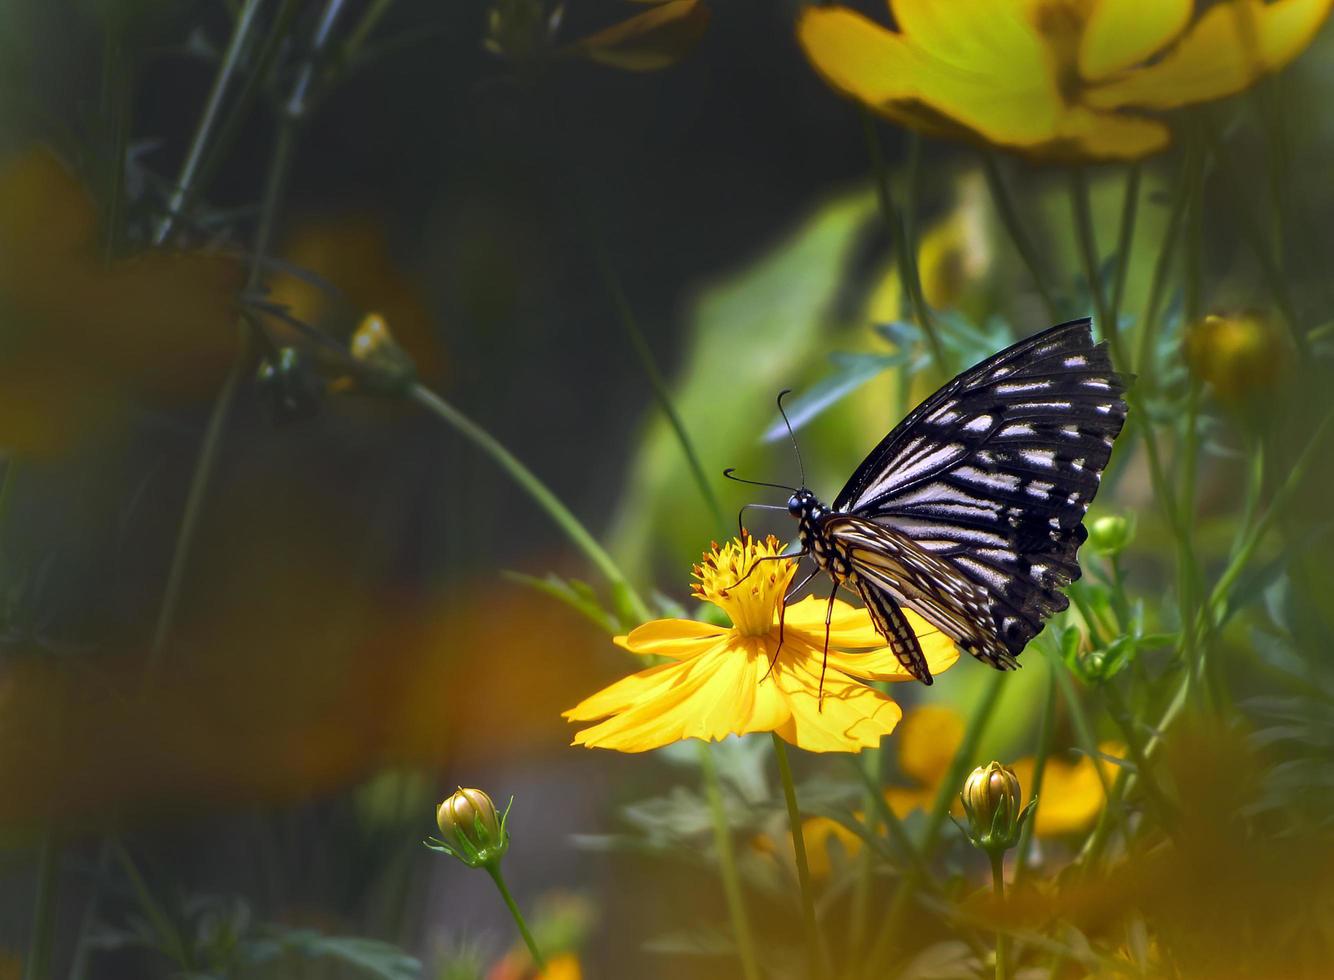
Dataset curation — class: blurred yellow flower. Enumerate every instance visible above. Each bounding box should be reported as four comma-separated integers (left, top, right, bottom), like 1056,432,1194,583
887,704,1122,835
797,0,1333,161
564,535,958,753
1183,311,1284,402
868,170,992,321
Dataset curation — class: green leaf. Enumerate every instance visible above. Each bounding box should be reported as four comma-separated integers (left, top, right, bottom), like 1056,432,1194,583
761,350,907,440
503,570,621,634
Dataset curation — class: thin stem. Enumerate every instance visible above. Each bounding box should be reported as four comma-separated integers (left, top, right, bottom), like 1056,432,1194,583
23,833,58,980
868,673,1006,973
988,849,1007,980
100,24,130,263
699,744,762,980
140,118,298,692
1133,154,1190,385
595,242,727,533
1200,114,1307,354
847,757,932,886
1103,681,1178,834
1014,664,1056,884
1069,168,1114,356
153,0,266,245
773,734,829,980
980,149,1060,323
848,748,881,954
485,865,545,972
110,840,192,968
1106,164,1141,347
409,384,651,623
194,0,302,200
342,0,397,62
1046,645,1111,800
863,112,949,375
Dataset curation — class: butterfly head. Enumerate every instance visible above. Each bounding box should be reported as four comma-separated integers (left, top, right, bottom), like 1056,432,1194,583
787,489,815,518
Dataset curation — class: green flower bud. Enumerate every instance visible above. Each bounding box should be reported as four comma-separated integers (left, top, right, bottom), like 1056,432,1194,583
960,762,1036,854
425,787,511,869
1087,514,1133,557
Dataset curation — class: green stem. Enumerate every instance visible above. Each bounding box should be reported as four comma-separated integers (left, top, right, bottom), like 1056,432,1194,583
1133,154,1190,385
1106,164,1141,349
773,734,829,980
1045,644,1111,800
848,748,881,954
409,384,651,623
342,0,397,62
863,112,949,375
485,865,545,972
23,833,59,980
867,673,1005,974
1102,682,1178,833
980,150,1060,323
152,0,266,244
1013,664,1056,884
1069,168,1114,356
100,23,130,263
847,757,932,886
699,744,762,980
110,840,192,968
988,849,1007,980
595,242,727,533
1199,114,1307,354
140,117,298,692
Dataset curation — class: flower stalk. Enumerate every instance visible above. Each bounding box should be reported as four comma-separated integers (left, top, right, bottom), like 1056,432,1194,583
773,734,830,980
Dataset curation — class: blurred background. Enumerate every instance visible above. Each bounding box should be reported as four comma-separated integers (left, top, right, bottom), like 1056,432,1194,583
2,0,1334,977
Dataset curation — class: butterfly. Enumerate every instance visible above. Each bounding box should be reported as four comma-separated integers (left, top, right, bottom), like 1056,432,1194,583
729,318,1128,685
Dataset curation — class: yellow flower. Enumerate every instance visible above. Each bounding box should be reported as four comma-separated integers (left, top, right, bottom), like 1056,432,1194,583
564,535,959,753
797,0,1333,161
886,704,1122,836
1183,311,1284,403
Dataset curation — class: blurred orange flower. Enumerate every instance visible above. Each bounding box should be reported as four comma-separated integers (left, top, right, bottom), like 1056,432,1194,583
565,535,958,754
569,0,711,71
797,0,1333,161
0,146,241,454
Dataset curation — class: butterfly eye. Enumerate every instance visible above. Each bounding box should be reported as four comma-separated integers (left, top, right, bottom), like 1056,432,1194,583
787,494,803,517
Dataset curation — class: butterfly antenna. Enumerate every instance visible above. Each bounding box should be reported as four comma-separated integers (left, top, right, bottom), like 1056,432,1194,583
776,389,806,488
722,468,796,493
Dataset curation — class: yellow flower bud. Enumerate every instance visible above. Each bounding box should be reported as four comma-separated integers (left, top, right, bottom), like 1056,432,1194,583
349,312,416,394
1183,312,1283,403
427,787,511,868
960,761,1034,854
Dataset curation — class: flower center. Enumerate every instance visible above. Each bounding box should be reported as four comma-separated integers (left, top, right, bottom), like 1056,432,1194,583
1029,0,1092,101
691,534,796,638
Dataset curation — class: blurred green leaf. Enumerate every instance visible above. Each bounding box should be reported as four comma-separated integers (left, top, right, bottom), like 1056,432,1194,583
503,571,621,634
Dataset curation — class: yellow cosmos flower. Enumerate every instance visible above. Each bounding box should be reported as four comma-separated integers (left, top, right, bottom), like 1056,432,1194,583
797,0,1334,161
564,535,959,753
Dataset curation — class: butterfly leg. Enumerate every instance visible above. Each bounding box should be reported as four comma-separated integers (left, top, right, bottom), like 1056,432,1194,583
817,583,838,711
760,555,813,684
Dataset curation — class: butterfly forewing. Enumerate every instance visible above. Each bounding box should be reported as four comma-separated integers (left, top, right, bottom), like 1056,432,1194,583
830,319,1128,670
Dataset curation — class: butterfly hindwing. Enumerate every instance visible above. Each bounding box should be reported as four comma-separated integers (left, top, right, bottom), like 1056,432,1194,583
853,575,931,684
828,319,1128,667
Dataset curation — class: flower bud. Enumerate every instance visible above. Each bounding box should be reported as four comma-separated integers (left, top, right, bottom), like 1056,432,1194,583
350,313,416,394
1183,311,1282,403
1087,514,1133,557
426,787,511,868
960,761,1035,854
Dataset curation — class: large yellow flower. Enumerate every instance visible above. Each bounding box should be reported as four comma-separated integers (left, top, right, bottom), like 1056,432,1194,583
797,0,1333,161
564,535,959,753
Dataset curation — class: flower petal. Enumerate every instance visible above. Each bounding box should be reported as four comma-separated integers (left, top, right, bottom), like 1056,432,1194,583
614,618,725,659
568,637,792,752
1009,742,1124,837
771,646,902,752
1085,0,1334,111
1078,0,1192,80
782,595,886,649
1042,103,1170,161
823,610,961,683
897,703,965,785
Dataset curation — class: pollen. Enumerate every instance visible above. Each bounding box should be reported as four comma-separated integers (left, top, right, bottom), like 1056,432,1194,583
691,533,796,637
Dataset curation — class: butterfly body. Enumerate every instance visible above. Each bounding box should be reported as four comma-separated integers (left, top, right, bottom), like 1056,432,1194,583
781,318,1128,685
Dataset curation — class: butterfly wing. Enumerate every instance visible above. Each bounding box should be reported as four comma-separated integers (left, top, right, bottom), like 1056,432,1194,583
827,515,1018,678
832,319,1128,665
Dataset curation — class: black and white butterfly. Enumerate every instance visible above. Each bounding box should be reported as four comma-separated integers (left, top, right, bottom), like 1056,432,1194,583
732,318,1128,685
